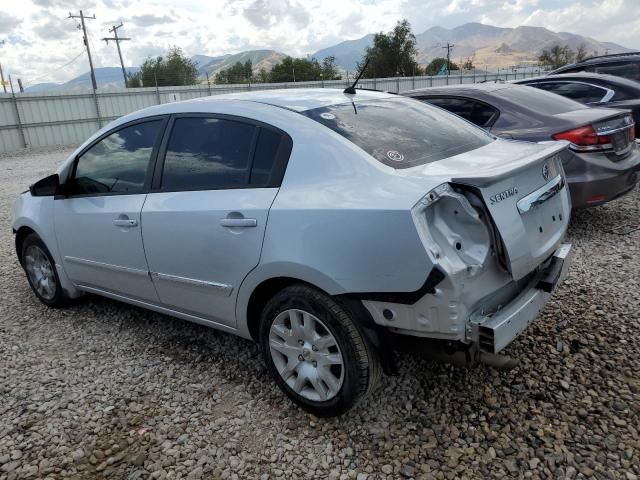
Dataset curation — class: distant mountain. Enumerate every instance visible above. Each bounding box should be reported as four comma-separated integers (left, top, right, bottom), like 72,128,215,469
199,49,288,77
315,22,631,70
25,67,139,92
23,82,60,93
23,24,632,92
191,54,231,73
310,34,374,72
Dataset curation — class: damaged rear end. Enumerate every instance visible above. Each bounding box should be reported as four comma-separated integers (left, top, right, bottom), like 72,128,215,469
364,140,573,356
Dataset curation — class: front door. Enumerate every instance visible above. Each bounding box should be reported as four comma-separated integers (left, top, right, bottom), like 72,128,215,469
55,118,166,301
141,115,291,326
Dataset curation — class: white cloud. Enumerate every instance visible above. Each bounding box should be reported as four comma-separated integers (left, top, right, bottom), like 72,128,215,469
0,0,637,87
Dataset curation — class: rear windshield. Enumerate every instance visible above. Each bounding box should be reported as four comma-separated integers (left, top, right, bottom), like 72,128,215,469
494,85,586,114
302,96,493,169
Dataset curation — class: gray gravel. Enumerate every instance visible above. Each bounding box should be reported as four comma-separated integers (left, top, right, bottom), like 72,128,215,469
1,147,639,480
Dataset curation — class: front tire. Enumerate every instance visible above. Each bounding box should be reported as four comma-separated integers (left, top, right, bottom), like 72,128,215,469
21,233,67,308
259,284,380,416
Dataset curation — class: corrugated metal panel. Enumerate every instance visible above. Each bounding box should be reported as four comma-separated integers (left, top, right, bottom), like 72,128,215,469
0,72,541,153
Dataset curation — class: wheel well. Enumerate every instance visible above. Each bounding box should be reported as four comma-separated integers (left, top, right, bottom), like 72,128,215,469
15,226,36,265
246,277,315,341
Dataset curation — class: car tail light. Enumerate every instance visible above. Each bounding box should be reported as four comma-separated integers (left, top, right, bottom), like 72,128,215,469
552,125,612,152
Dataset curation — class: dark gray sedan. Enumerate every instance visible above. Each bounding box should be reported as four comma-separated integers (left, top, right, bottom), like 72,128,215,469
514,73,640,136
402,83,640,208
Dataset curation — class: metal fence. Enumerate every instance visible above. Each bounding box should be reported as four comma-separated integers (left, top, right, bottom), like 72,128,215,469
0,70,542,154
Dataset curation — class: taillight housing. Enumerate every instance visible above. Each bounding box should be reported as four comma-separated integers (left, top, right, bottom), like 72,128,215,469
552,125,612,152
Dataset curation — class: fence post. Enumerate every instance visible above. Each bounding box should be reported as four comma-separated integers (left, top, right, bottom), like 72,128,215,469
92,89,103,129
373,77,377,90
412,76,415,90
154,73,161,104
9,76,28,148
206,72,212,96
396,76,400,93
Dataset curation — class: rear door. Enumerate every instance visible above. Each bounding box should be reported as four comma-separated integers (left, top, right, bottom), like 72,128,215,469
55,118,166,301
141,114,292,326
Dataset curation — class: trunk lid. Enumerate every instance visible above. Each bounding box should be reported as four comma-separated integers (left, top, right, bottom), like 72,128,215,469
407,139,572,281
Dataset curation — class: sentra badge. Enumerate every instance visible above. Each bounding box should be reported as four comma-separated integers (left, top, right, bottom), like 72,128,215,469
490,187,518,205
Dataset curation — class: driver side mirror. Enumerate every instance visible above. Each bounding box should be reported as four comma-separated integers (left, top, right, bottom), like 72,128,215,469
30,174,60,197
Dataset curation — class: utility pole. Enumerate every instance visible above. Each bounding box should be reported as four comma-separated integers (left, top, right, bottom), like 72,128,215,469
102,23,131,88
442,42,454,75
68,10,98,90
0,40,6,94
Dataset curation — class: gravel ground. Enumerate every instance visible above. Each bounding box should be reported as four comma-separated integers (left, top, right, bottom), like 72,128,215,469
1,147,639,480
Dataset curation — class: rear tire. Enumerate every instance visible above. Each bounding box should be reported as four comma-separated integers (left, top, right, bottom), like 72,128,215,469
259,284,380,416
21,233,67,308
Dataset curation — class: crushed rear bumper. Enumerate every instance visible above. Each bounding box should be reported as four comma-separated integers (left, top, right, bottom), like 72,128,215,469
472,243,572,353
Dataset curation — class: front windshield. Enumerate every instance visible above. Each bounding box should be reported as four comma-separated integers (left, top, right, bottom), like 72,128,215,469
302,96,494,169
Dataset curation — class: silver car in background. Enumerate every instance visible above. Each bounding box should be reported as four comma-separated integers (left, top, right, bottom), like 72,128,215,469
12,89,572,416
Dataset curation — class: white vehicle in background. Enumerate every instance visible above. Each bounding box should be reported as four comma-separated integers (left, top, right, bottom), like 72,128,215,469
12,88,572,416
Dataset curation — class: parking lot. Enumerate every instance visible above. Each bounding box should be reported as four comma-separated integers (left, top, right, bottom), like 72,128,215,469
1,146,638,479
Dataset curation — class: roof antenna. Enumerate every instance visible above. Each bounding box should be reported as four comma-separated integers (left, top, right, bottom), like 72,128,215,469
344,57,370,114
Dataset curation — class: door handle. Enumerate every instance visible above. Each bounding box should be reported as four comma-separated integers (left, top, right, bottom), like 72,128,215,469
220,218,257,228
113,218,138,228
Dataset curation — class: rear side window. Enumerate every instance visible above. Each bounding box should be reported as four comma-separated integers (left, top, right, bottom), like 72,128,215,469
530,82,608,104
251,128,286,186
592,62,640,82
422,97,498,128
493,85,586,114
302,97,493,169
73,120,162,195
161,118,257,190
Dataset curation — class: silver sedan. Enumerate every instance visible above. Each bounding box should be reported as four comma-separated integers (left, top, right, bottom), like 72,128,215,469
12,88,572,415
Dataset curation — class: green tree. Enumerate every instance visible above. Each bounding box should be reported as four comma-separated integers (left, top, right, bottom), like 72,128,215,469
127,71,142,88
538,44,576,69
215,60,253,84
359,19,422,78
460,56,474,70
140,46,198,87
424,57,459,75
576,43,588,62
269,56,335,82
256,67,270,83
321,56,341,80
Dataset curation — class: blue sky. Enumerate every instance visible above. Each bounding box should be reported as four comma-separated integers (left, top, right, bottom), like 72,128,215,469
0,0,638,85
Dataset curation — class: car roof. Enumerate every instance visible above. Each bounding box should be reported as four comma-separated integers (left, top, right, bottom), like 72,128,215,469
551,52,640,73
518,72,640,90
184,87,396,112
402,82,521,96
572,52,640,65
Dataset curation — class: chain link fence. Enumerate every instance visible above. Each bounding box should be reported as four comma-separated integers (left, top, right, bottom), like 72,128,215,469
0,70,544,154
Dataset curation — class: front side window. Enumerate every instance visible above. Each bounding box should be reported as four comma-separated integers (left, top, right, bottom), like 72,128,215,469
72,120,163,195
161,117,257,190
423,97,498,128
302,96,494,169
531,82,607,104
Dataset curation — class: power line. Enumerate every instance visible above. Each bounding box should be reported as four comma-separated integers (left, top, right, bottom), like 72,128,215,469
26,50,85,84
68,10,98,90
102,23,131,88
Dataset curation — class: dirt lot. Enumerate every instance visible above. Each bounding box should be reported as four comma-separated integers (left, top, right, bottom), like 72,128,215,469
1,147,639,480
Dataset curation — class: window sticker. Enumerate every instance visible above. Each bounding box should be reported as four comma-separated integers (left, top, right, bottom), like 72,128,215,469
386,150,404,162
